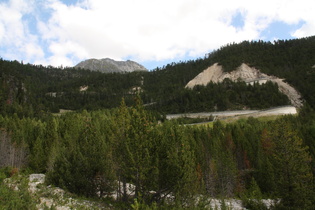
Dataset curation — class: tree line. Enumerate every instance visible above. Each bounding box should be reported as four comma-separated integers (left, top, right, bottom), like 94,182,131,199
147,79,290,113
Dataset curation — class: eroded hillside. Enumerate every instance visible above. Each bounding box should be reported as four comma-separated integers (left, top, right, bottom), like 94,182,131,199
185,63,303,107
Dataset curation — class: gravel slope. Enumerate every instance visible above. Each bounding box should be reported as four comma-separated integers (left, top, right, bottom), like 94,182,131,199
185,63,303,107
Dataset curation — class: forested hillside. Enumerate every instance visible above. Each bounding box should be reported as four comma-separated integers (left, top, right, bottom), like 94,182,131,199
1,36,315,209
0,59,144,117
1,98,315,209
0,36,314,116
143,36,315,112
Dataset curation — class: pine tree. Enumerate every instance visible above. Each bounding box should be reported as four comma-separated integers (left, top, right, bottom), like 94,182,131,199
45,117,59,171
124,96,157,198
270,118,314,208
113,96,158,201
157,122,200,205
47,111,116,197
113,98,132,201
29,136,46,172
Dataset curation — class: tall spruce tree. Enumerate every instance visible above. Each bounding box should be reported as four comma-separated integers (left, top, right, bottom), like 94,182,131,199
113,96,158,201
46,112,116,197
270,118,314,208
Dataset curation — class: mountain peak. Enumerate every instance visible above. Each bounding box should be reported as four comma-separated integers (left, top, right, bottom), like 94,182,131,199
75,58,148,73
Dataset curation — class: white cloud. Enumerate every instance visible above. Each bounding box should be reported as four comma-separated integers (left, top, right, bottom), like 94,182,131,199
287,0,315,38
24,42,44,59
0,0,44,62
40,0,255,64
1,0,315,68
293,22,315,38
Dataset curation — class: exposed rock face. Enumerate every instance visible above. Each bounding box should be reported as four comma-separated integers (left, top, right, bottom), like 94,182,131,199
75,58,148,73
186,63,303,108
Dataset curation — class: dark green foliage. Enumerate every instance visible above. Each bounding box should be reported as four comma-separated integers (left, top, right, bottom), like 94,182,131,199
2,36,314,115
0,59,145,116
241,178,269,210
46,111,117,197
209,37,315,109
269,118,314,209
170,116,213,124
0,170,37,209
111,97,203,205
157,122,201,203
149,79,290,113
1,36,315,208
113,97,159,201
1,102,315,208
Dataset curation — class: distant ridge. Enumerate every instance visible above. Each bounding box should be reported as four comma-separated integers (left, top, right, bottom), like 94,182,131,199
75,58,148,73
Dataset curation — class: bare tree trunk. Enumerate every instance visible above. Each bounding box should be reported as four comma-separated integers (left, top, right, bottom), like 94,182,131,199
0,131,28,169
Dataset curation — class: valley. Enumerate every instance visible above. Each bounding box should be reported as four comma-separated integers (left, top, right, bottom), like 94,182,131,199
1,36,315,209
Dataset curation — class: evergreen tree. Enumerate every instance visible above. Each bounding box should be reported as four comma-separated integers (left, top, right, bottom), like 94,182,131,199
46,112,116,197
112,98,132,202
112,96,159,202
270,119,314,208
45,117,59,171
156,122,201,205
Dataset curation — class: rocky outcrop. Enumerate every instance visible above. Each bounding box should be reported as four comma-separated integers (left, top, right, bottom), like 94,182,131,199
3,174,277,209
186,63,303,108
75,58,148,73
4,174,108,209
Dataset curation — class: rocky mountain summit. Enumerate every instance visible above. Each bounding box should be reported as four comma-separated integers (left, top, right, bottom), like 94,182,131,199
186,63,303,108
75,58,148,73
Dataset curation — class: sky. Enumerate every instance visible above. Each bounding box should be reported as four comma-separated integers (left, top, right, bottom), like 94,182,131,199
0,0,314,70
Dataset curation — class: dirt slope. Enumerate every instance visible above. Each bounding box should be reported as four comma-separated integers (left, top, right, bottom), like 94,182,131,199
185,63,303,107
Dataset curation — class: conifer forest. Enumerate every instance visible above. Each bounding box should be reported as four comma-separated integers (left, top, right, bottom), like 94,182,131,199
1,36,315,209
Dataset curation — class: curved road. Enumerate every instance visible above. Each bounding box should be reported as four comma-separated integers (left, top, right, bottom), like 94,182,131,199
166,106,297,120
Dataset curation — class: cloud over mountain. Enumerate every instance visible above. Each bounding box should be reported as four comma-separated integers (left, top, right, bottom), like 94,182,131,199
0,0,314,69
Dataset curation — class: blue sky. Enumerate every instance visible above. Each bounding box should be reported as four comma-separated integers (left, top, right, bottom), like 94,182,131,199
0,0,314,70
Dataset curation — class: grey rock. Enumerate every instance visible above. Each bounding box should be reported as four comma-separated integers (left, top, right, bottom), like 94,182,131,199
75,58,148,73
29,174,45,183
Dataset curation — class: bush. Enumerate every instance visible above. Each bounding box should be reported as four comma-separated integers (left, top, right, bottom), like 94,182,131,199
0,172,37,209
